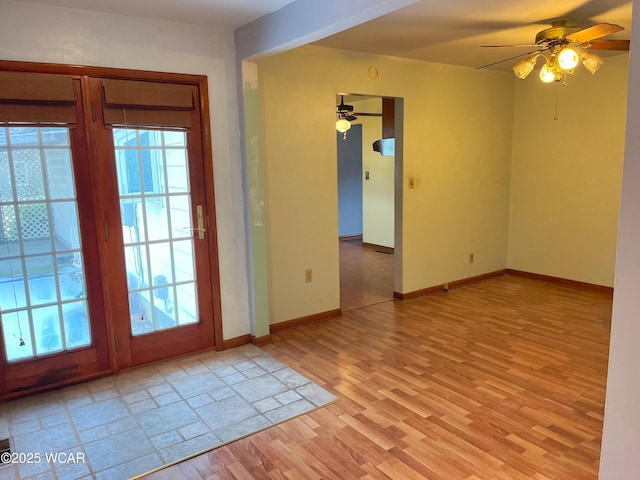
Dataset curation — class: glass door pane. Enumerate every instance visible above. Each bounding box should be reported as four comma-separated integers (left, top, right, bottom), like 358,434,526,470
112,129,199,336
0,127,91,362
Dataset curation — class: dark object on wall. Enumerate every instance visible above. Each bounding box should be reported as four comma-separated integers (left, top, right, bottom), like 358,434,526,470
373,138,395,156
373,97,395,156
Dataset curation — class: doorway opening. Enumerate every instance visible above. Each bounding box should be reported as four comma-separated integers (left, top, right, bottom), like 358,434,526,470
336,94,402,311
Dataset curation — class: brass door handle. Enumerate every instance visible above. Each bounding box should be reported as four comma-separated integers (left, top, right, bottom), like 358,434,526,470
182,205,206,239
184,226,206,238
196,205,205,239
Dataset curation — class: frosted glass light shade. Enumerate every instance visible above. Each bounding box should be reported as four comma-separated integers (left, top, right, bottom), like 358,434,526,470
336,118,351,133
513,56,538,79
582,52,604,74
539,63,557,83
558,48,579,70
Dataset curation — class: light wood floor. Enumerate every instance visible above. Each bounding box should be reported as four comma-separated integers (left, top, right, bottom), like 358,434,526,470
144,275,611,479
339,239,394,311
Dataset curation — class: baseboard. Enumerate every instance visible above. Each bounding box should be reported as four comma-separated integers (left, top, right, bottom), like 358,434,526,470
394,284,444,300
362,242,394,254
219,333,272,350
449,269,507,289
223,270,610,346
252,334,272,346
220,334,252,350
270,308,342,333
395,269,507,300
339,234,362,242
506,269,614,295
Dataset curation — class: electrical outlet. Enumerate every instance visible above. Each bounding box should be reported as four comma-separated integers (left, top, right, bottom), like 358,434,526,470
469,253,474,264
305,269,312,283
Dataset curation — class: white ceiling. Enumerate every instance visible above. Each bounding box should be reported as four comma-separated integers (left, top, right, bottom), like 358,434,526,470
12,0,633,71
313,0,633,71
11,0,297,29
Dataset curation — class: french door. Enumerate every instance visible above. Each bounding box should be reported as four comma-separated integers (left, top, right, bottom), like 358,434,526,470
88,77,216,368
0,77,111,395
0,67,221,398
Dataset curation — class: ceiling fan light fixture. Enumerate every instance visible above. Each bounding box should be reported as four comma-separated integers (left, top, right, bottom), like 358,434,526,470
558,47,580,70
513,55,538,79
582,51,604,74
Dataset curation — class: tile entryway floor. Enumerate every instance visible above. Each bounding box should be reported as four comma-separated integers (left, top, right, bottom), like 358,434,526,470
0,344,337,480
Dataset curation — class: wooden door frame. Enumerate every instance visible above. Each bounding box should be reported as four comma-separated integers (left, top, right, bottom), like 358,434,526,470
0,60,223,393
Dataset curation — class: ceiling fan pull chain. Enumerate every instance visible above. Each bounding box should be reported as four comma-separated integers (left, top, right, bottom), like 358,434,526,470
554,84,560,121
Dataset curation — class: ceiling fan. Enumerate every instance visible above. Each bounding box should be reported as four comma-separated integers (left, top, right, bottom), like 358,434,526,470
336,95,357,138
337,96,357,121
478,20,629,83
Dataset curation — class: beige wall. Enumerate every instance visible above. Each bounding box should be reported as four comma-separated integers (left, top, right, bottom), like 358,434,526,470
508,54,628,287
337,96,395,249
259,45,515,324
353,98,395,249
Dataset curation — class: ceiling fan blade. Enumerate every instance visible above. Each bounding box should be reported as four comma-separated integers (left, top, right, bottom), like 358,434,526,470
566,23,624,43
476,48,546,70
481,44,541,48
587,39,630,51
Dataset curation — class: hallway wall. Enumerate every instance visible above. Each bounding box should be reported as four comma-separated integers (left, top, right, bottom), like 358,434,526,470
508,54,628,287
337,124,363,237
258,45,514,324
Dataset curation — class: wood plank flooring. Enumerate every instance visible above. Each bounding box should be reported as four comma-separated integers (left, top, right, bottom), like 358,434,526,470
339,239,394,311
143,275,612,479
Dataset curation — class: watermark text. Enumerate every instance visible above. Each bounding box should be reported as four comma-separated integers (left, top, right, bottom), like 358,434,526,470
1,451,86,464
